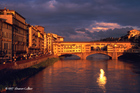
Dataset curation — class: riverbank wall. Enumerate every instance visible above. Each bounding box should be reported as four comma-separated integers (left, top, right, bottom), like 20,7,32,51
10,55,58,69
0,56,59,92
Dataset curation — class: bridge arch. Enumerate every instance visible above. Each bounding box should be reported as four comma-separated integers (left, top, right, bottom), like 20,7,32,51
57,52,124,60
58,54,81,59
85,52,112,60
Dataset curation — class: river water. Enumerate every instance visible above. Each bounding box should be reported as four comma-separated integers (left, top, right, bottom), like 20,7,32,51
8,54,140,93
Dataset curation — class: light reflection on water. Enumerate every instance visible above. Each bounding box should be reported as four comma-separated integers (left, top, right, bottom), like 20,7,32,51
97,69,107,93
9,55,140,93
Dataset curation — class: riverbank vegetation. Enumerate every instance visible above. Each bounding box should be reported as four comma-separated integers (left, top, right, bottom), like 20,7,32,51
0,57,59,92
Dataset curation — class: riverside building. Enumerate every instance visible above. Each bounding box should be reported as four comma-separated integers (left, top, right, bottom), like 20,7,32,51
28,25,45,54
0,18,12,59
46,33,64,54
35,25,45,53
0,8,28,58
0,8,64,61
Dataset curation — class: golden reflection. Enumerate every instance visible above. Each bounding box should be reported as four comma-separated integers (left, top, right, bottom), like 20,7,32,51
97,69,107,93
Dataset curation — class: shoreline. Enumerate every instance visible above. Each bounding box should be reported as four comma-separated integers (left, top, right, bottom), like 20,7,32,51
119,53,140,62
0,57,59,92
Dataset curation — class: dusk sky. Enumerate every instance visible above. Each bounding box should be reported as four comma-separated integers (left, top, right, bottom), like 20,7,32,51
1,0,140,41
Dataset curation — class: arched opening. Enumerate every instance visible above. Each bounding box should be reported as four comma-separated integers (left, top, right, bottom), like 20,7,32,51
96,47,100,51
101,46,107,51
87,53,111,60
59,54,80,60
91,47,94,51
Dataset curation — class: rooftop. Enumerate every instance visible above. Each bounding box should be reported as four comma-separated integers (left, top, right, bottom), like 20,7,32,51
0,8,25,19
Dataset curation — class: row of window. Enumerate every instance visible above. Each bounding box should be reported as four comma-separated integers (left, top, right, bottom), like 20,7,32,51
13,19,27,29
13,35,26,42
58,50,81,53
57,46,82,48
2,22,12,30
14,27,27,35
2,32,12,39
13,45,25,50
3,42,12,50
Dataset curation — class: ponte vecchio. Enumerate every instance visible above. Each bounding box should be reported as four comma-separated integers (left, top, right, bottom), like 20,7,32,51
53,41,135,60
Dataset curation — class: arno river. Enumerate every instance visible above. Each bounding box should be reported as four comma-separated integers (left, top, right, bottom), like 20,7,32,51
9,54,140,93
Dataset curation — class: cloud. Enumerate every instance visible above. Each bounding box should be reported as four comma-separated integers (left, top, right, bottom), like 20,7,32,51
41,21,139,41
64,22,136,41
1,0,140,41
71,21,139,41
48,0,57,8
75,31,85,34
86,22,140,33
69,34,93,41
84,27,134,40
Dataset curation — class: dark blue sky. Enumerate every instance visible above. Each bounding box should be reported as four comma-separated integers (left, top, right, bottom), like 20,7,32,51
1,0,140,41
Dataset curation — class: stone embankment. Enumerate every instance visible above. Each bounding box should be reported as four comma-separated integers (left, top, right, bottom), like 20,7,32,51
0,55,59,92
0,55,58,70
11,55,58,69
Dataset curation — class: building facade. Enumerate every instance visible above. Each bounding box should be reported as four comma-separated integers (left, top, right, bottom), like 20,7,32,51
128,29,140,39
46,33,64,54
35,25,44,53
0,8,66,62
53,42,133,56
28,25,39,53
28,25,45,54
44,33,47,53
0,19,12,59
0,8,28,58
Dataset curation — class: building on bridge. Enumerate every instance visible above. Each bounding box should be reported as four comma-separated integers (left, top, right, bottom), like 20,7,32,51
53,41,133,59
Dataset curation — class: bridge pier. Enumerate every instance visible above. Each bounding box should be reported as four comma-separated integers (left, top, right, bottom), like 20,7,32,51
111,52,118,60
80,53,87,60
80,52,119,60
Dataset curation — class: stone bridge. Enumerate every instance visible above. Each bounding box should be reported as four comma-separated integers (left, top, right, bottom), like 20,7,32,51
60,51,124,60
53,41,134,60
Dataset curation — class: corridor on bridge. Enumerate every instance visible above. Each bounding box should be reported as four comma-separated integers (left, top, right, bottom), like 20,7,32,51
53,41,133,60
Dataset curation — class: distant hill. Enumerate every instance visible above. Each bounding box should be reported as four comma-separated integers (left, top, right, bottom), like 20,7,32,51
100,29,140,44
